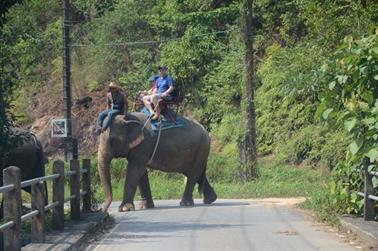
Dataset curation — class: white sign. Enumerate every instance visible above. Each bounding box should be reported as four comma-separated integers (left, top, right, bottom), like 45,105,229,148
51,119,67,138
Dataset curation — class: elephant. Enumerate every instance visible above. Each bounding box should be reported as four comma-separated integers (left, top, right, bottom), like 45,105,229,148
97,112,217,212
1,129,47,205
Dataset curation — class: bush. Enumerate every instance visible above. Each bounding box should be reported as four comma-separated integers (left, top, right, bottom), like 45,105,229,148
275,125,349,167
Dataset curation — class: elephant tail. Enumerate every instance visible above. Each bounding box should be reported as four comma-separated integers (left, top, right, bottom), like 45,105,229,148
31,133,48,204
32,133,46,171
197,166,206,195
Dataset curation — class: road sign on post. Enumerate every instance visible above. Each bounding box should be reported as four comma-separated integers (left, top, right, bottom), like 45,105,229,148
51,119,67,138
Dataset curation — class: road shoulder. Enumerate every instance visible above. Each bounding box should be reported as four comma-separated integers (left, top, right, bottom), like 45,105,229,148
22,211,108,251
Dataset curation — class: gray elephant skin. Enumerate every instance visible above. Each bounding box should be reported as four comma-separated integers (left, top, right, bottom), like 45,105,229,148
98,112,217,212
1,129,47,196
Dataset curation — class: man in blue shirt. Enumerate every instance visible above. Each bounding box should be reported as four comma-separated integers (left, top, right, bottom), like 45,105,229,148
142,66,174,120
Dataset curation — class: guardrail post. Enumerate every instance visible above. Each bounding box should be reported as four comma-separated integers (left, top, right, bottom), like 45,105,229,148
3,166,22,251
53,160,65,230
31,181,45,242
363,158,374,221
82,159,91,213
72,138,78,160
70,159,80,220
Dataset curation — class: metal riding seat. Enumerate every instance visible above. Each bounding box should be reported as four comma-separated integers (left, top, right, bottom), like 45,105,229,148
133,88,183,122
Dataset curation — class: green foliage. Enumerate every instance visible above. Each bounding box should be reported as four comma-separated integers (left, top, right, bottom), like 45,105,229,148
255,43,326,156
317,34,378,215
319,35,378,162
2,0,378,223
207,143,240,183
296,0,377,47
196,34,243,128
275,125,348,167
160,25,223,104
0,0,23,26
0,9,23,155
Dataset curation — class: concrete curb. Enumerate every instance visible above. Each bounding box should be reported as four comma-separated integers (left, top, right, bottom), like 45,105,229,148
339,216,378,249
22,211,109,251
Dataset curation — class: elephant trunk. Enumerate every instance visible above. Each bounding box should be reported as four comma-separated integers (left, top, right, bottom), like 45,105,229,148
98,141,113,212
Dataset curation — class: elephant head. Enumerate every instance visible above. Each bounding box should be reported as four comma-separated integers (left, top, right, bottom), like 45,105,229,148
97,115,145,212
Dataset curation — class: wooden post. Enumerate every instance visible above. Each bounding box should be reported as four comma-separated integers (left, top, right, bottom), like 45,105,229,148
31,181,45,242
363,158,374,221
72,138,79,160
3,166,22,251
63,0,73,161
82,159,91,213
70,159,80,220
53,160,65,230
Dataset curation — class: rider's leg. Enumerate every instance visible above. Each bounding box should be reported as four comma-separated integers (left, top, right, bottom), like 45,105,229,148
102,109,121,131
95,109,110,133
151,94,161,120
142,95,154,115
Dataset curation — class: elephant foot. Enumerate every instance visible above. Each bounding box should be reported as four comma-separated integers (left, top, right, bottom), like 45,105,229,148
180,198,194,207
118,202,135,212
203,192,217,205
102,198,112,212
139,199,155,209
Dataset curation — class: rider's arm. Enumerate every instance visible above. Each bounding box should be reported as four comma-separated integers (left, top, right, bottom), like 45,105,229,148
150,86,157,95
161,76,174,97
162,86,174,97
107,93,112,109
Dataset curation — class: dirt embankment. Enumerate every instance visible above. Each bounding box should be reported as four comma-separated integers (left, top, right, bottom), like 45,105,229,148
29,89,108,160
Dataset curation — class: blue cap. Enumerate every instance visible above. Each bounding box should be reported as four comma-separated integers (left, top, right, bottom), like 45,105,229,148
148,75,158,82
158,65,168,70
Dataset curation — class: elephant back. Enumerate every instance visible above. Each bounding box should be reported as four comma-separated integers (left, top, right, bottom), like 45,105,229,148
1,129,46,182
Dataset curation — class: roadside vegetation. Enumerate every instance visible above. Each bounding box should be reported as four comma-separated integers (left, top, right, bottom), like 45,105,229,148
1,0,377,225
85,155,325,202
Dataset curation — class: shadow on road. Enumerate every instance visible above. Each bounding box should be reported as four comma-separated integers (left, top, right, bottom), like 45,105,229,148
145,201,250,211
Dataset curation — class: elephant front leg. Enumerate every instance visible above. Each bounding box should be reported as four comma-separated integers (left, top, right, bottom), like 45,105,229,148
138,171,155,209
180,177,195,207
119,165,140,212
98,153,113,212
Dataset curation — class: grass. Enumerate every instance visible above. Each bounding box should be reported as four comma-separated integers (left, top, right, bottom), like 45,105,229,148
94,156,327,202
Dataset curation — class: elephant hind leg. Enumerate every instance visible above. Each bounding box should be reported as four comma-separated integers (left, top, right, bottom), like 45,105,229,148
138,171,154,209
202,177,217,205
196,163,217,205
180,177,195,207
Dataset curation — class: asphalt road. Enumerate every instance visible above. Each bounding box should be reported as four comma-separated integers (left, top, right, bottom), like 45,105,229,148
84,199,359,251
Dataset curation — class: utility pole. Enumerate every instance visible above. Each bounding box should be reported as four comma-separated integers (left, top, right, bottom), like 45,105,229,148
62,0,74,160
240,0,257,181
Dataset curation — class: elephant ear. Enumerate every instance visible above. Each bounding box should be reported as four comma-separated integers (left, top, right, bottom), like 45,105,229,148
122,119,144,150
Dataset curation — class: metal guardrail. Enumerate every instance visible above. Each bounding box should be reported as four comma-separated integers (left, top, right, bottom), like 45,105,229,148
21,210,39,222
355,158,378,221
64,194,77,203
0,158,92,250
65,170,77,177
0,221,15,232
44,201,59,211
20,174,60,188
0,184,15,194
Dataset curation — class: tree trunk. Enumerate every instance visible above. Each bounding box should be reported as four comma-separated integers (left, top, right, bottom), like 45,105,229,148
240,0,257,181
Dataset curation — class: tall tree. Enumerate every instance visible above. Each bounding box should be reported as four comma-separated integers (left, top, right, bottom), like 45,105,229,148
0,0,24,161
239,0,257,181
0,0,23,26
